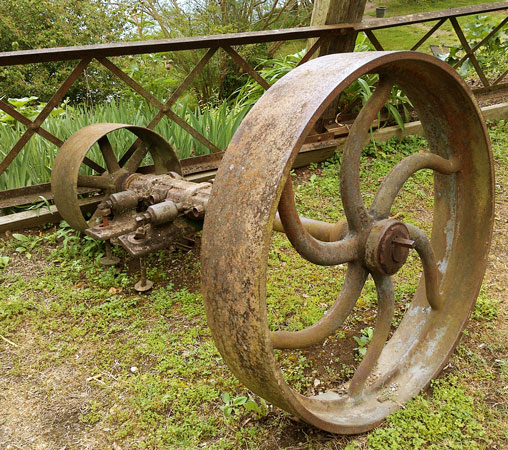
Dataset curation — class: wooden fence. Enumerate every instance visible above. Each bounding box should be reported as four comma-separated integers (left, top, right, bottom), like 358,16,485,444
0,2,507,230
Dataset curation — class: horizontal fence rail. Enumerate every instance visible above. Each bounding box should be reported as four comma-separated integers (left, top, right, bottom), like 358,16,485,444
0,1,507,230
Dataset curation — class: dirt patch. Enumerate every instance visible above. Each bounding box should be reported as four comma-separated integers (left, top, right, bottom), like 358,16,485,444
0,332,106,449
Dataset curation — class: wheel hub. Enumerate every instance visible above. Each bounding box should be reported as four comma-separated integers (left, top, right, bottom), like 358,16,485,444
364,220,415,275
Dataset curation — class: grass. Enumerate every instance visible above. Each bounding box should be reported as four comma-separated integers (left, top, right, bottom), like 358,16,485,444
0,121,507,449
371,0,505,17
366,0,508,51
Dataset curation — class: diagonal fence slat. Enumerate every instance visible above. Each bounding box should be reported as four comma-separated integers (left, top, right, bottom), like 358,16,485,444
119,47,219,166
450,17,490,88
494,68,508,85
222,45,271,90
411,18,447,51
297,36,328,67
364,30,384,51
99,57,221,154
0,99,64,147
164,47,219,110
452,16,508,70
0,58,91,176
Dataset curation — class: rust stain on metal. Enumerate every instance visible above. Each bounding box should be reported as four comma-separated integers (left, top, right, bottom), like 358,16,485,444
201,51,494,433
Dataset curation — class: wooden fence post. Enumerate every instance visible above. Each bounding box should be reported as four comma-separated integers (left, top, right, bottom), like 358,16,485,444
307,0,368,128
308,0,368,55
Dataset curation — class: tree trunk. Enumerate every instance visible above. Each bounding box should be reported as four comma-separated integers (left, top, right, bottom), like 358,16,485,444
307,0,368,56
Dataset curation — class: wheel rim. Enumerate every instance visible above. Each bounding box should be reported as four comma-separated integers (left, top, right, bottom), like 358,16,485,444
201,52,494,433
52,123,181,232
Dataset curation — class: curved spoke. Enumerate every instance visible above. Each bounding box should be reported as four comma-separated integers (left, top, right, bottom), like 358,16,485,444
349,273,394,398
271,262,367,349
371,153,460,219
278,180,359,266
273,213,348,242
98,136,121,173
340,77,394,232
406,224,443,310
77,174,113,190
124,142,149,173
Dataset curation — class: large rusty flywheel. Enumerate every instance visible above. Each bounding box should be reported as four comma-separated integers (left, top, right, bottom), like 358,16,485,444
201,52,494,433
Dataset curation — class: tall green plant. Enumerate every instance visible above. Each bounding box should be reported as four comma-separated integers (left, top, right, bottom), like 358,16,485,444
232,34,413,129
0,95,250,190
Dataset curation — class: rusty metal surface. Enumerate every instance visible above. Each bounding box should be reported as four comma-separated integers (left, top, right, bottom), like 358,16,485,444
58,142,212,258
51,123,182,231
201,51,494,433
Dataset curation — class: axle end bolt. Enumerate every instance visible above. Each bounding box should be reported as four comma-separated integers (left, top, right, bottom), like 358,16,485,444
365,220,414,275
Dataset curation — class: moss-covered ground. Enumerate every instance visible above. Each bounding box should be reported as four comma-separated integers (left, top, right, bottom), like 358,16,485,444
0,120,507,449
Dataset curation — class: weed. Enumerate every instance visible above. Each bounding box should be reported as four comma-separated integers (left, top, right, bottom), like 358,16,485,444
472,292,499,322
11,232,42,259
80,401,103,425
0,255,9,269
219,393,248,418
353,327,374,360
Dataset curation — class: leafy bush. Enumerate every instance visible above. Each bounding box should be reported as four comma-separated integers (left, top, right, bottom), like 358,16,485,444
438,15,508,80
233,34,413,129
0,0,127,102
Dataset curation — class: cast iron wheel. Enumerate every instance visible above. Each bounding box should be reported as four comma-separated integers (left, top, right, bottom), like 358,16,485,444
201,52,494,434
52,123,181,232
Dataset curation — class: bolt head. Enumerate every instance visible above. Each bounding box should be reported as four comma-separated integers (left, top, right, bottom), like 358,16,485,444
364,220,412,275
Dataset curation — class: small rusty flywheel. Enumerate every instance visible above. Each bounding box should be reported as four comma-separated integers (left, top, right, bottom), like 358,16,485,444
201,52,494,433
52,123,181,231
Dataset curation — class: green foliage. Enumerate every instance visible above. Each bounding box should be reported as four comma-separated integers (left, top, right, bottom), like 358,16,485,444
438,15,508,79
234,34,412,129
472,292,499,322
219,393,247,418
366,375,489,449
232,50,306,109
80,401,103,425
233,35,375,111
353,326,374,359
0,95,248,190
363,135,426,158
121,0,313,101
377,0,502,16
0,97,72,124
12,232,42,259
0,0,127,102
219,393,268,419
